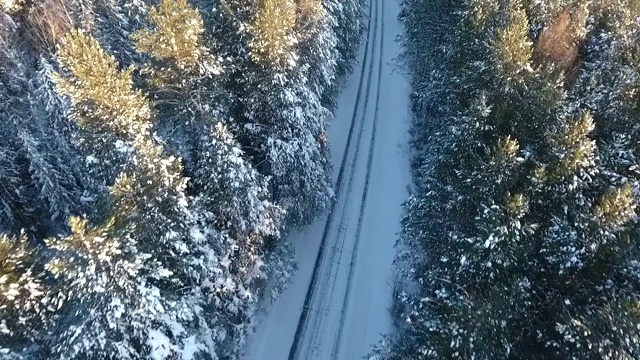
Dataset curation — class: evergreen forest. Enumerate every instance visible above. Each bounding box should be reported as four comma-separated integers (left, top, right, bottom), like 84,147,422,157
5,0,640,358
373,0,640,359
0,0,364,357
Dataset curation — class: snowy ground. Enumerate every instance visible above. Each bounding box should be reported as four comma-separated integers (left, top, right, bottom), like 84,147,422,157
242,0,411,358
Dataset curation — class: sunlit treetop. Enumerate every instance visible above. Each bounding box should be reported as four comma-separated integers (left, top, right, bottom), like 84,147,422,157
54,29,151,139
250,0,297,68
133,0,218,73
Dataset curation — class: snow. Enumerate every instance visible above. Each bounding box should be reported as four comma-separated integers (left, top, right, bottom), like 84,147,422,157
110,298,125,319
85,155,98,165
242,0,411,358
147,329,178,360
181,336,205,360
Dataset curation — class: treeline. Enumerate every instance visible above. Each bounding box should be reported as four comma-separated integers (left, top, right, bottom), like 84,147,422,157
0,0,363,358
374,0,640,359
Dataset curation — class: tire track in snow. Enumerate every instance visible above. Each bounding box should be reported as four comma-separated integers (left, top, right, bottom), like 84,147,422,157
302,0,381,355
293,4,379,355
329,0,384,357
287,0,377,358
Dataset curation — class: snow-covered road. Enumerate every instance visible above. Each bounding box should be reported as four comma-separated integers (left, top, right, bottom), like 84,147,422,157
243,0,411,358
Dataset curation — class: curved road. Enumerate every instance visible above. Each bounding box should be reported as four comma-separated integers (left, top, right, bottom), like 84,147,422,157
243,0,411,358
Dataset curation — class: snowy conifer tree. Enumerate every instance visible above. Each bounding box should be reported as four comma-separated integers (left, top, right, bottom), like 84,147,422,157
0,231,57,357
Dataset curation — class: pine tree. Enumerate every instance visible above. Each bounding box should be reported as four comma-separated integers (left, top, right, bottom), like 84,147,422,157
0,19,91,234
45,215,149,358
89,0,148,67
53,29,151,138
52,29,215,358
23,60,95,225
240,10,333,224
491,0,533,79
250,0,297,68
195,122,282,269
325,0,364,83
133,0,212,73
0,231,56,357
132,0,221,171
133,2,287,355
